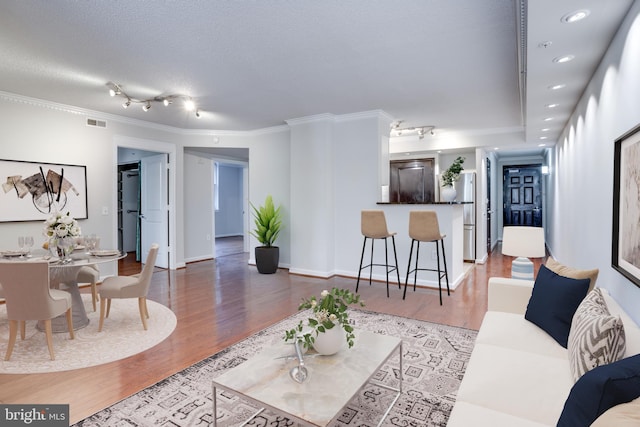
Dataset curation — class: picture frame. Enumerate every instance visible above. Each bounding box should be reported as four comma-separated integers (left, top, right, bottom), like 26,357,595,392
0,159,88,222
612,124,640,288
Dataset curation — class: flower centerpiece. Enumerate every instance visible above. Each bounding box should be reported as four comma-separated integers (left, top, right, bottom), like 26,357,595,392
43,211,81,259
285,287,365,354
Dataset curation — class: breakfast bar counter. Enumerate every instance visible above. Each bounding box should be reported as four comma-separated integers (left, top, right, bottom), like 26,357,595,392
374,202,469,291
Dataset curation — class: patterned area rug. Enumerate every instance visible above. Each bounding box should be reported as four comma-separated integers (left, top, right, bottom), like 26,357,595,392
0,295,177,373
74,309,477,427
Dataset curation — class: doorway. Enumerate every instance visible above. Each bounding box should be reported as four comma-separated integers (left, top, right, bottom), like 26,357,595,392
486,157,491,253
214,161,246,258
503,164,542,226
115,136,176,271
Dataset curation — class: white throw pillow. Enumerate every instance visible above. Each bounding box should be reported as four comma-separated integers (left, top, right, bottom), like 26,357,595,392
568,288,626,382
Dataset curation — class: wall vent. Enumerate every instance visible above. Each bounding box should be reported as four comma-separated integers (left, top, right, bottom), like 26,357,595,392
87,118,107,128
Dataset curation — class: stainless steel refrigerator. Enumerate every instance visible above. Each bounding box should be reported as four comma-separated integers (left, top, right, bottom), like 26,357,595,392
455,172,476,261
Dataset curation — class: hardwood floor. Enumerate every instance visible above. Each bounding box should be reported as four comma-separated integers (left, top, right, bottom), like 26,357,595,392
0,247,543,424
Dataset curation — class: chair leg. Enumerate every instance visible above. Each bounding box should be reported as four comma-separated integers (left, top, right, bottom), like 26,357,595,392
44,319,55,360
5,320,18,361
144,299,150,319
66,308,75,340
91,281,99,312
384,237,390,298
355,237,367,293
106,299,112,318
391,236,401,290
368,238,375,285
441,239,450,295
436,241,443,305
403,239,416,300
138,297,148,330
20,321,26,340
98,298,107,332
413,241,421,291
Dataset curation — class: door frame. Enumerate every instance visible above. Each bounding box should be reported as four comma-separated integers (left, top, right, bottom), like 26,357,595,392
113,136,177,270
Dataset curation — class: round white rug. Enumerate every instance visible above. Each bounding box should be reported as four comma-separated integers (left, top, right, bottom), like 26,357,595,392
0,294,177,374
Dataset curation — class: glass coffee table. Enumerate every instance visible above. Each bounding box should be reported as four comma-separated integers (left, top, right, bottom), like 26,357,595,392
212,330,403,427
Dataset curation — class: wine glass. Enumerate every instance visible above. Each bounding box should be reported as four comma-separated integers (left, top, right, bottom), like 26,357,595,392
18,236,25,259
25,236,34,258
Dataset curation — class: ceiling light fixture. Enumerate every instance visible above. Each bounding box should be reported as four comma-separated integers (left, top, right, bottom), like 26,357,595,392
548,84,566,90
553,54,575,64
106,82,202,118
391,124,436,139
561,9,590,24
543,117,554,122
546,103,560,109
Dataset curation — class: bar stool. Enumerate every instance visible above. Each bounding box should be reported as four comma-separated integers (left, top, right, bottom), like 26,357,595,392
356,210,401,297
403,210,450,304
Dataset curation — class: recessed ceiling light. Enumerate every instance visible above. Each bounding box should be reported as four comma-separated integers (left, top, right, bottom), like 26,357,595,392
543,117,554,122
538,143,547,147
541,128,551,132
561,10,590,24
553,55,575,64
548,84,566,90
539,136,548,140
546,103,560,109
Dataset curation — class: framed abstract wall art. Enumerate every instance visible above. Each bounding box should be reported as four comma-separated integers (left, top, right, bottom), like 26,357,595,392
0,159,88,222
612,124,640,287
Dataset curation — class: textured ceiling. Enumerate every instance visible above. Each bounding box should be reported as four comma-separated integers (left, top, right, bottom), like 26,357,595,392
0,0,633,153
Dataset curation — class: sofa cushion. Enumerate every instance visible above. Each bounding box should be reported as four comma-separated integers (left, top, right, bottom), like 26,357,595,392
557,354,640,427
568,288,626,382
545,257,599,292
476,311,567,359
456,343,574,426
591,397,640,427
525,265,590,348
447,401,551,427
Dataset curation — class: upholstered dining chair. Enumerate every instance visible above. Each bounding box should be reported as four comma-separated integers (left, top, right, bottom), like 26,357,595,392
76,265,100,311
1,261,74,361
98,243,159,332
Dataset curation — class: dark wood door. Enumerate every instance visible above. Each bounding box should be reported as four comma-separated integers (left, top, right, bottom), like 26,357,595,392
390,159,435,203
503,165,542,226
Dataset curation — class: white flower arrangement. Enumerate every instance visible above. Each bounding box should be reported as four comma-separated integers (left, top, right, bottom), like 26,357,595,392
43,211,81,239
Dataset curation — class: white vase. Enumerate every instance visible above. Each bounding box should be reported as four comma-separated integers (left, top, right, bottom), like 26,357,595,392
441,185,457,202
312,325,344,355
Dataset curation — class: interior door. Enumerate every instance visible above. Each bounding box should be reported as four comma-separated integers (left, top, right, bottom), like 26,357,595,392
141,154,169,268
486,157,492,253
503,165,542,227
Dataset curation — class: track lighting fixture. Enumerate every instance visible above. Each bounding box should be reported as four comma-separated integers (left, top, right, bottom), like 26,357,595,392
106,82,203,118
391,123,436,139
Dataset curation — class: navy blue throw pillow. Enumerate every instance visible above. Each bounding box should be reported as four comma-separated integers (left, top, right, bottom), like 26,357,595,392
524,264,590,348
557,354,640,426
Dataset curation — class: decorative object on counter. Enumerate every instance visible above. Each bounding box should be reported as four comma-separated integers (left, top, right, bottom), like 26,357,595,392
250,195,283,274
440,156,465,202
284,287,365,355
43,211,81,263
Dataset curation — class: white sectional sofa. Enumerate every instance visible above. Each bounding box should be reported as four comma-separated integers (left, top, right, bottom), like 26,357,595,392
448,276,640,426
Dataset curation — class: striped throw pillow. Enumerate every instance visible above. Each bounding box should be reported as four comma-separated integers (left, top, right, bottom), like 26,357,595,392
568,288,626,382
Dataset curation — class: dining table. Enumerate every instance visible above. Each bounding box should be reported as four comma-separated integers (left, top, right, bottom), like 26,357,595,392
1,248,127,333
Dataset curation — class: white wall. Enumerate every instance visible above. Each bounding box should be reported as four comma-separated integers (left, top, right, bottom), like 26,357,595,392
215,164,244,238
548,2,640,324
183,152,214,262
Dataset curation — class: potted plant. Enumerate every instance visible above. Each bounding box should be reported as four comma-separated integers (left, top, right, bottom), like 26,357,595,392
284,287,365,355
440,156,465,201
250,195,283,274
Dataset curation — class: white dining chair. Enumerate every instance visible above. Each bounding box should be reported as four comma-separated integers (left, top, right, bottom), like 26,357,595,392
0,261,74,361
98,244,159,331
76,264,100,311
